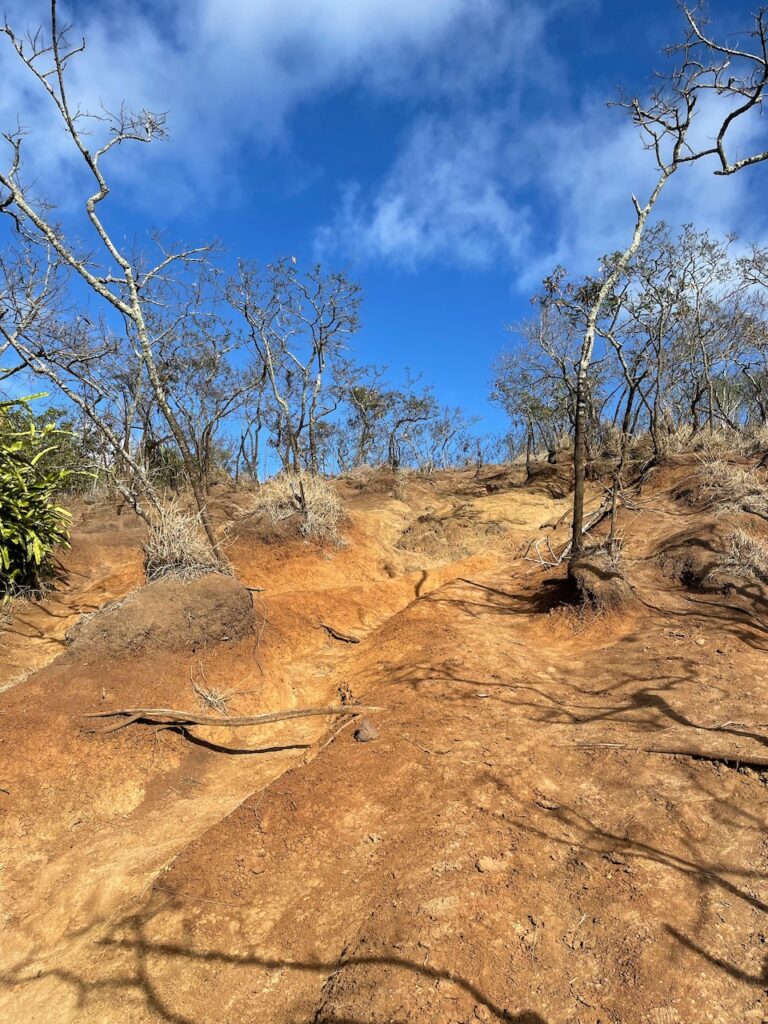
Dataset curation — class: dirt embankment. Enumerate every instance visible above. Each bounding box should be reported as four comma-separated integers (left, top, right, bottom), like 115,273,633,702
2,463,768,1024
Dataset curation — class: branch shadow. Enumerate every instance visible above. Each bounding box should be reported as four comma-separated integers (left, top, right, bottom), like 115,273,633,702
164,724,311,756
1,906,550,1024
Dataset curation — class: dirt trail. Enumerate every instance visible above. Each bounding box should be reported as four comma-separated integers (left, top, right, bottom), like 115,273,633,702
0,505,145,691
0,473,565,1013
3,468,767,1023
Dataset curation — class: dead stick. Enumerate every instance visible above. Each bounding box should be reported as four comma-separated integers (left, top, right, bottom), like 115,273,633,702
313,715,358,756
86,704,383,734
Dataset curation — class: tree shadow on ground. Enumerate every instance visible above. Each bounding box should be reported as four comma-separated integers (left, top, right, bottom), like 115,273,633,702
482,773,768,990
1,907,550,1024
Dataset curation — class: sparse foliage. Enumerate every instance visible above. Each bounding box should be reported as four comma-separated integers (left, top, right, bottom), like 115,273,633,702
0,395,72,599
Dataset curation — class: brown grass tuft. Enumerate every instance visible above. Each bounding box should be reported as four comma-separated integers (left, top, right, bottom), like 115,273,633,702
144,499,226,582
246,472,345,543
707,528,768,587
696,460,768,518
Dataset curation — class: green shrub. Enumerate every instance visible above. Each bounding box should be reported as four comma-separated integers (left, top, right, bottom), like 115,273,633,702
0,395,73,600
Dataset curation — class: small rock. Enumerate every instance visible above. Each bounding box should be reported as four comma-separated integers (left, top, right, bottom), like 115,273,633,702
474,1005,492,1022
353,717,379,743
367,833,382,844
476,856,505,873
695,637,706,646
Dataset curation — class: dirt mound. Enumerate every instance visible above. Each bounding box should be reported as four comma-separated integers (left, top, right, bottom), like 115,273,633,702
524,460,573,498
476,466,525,495
397,505,506,559
570,546,634,609
656,522,733,589
65,572,254,658
342,466,402,493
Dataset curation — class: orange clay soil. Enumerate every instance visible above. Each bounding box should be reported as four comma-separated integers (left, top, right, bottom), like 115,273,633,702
1,464,768,1024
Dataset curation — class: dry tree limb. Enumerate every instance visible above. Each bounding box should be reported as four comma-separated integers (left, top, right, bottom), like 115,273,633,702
86,704,383,734
313,715,358,757
320,623,361,643
523,535,566,569
524,494,617,570
565,741,768,769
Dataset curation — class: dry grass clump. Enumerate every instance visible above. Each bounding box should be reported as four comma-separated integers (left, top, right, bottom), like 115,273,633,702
344,464,414,499
696,460,768,518
600,427,654,462
744,422,768,456
662,426,746,459
397,506,506,561
144,500,226,582
191,667,235,715
248,472,345,543
707,528,768,587
345,465,377,490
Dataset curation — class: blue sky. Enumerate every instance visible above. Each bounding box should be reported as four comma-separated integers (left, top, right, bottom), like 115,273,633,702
2,0,768,435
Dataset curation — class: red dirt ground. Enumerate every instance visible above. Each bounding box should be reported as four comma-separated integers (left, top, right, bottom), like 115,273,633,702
2,464,767,1023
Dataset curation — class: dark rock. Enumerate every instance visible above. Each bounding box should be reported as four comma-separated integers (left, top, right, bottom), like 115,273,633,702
353,717,380,743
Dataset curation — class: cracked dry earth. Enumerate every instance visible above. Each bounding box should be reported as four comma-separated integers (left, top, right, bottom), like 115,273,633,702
2,466,768,1023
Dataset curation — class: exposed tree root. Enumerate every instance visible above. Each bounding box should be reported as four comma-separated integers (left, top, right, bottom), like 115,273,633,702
86,704,382,734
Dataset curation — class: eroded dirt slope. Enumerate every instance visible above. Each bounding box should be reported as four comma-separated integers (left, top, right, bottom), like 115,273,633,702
2,464,767,1024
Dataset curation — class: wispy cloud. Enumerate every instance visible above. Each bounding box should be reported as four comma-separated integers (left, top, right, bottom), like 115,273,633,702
0,0,538,211
3,0,766,281
318,85,768,287
316,115,530,269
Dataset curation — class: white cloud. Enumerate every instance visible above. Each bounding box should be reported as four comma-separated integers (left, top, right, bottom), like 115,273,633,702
315,115,529,268
4,0,766,280
0,0,536,211
317,87,768,286
516,93,768,285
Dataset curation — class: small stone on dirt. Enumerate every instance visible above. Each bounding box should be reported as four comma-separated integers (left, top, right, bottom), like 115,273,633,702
353,717,379,742
476,856,505,873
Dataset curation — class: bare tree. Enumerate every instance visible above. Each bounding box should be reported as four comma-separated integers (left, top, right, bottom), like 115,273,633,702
564,4,768,571
227,258,362,489
0,2,225,558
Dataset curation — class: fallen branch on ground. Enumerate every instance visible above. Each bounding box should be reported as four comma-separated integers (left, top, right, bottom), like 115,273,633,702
524,493,616,569
86,704,383,734
566,741,768,769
